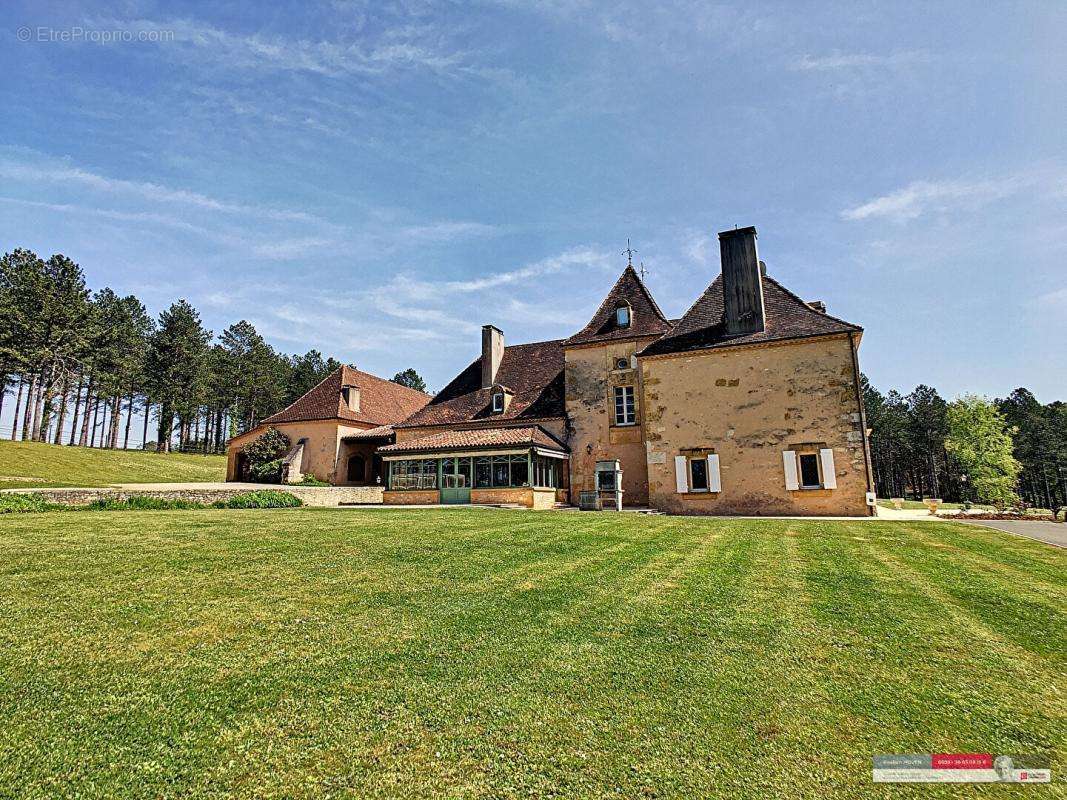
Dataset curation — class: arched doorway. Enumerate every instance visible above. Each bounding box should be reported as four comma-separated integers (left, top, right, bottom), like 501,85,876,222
347,454,366,484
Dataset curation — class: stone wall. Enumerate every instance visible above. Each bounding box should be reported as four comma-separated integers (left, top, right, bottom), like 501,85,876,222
12,485,383,508
641,334,872,516
564,337,660,506
383,489,439,505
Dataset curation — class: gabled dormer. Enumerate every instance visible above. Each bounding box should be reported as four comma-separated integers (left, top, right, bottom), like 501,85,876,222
563,265,671,348
489,383,514,414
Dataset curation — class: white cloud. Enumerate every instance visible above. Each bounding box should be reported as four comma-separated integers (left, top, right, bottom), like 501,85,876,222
841,176,1029,222
400,221,500,242
791,51,929,72
0,157,328,226
104,17,470,78
1037,287,1067,308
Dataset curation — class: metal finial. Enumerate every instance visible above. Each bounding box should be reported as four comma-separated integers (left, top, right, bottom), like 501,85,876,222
621,238,637,267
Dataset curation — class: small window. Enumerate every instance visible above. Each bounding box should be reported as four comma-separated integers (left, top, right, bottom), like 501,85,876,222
616,305,631,328
491,392,504,413
613,385,635,425
615,357,629,370
799,453,821,489
689,457,709,492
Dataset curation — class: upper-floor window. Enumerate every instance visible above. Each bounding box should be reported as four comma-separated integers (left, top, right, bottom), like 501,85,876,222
492,392,505,413
613,385,635,425
615,304,631,328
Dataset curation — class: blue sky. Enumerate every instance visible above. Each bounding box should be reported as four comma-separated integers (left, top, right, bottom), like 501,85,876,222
2,0,1065,403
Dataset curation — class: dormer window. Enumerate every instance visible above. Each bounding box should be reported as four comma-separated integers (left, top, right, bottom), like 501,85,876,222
615,304,631,328
492,392,505,413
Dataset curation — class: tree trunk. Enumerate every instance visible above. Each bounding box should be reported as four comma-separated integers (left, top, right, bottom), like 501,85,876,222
10,375,24,440
123,393,134,449
90,396,101,447
142,399,151,449
53,372,71,445
214,407,225,452
79,376,95,446
22,370,38,441
68,374,84,446
157,402,173,453
32,366,51,442
109,395,121,449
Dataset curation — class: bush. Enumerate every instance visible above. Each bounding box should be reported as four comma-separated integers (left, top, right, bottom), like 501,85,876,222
85,496,206,511
213,491,303,509
298,475,330,486
249,458,284,484
0,493,65,513
242,428,291,483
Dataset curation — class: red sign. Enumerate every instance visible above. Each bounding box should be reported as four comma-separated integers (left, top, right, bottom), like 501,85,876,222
931,754,993,770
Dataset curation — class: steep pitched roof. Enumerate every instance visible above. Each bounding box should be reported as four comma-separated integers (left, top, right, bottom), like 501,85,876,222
378,425,568,454
564,265,672,347
640,273,861,358
397,339,565,428
263,366,431,427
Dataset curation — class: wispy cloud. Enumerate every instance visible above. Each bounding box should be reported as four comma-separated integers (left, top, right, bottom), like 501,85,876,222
0,156,328,226
791,51,929,72
1037,287,1067,309
103,17,471,78
841,175,1031,222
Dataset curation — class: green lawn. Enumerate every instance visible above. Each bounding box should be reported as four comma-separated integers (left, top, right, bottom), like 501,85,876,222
0,510,1063,799
0,439,226,489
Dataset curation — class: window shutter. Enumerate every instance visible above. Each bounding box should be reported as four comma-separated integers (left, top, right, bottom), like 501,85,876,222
674,456,688,493
783,451,799,490
707,454,721,493
820,448,837,489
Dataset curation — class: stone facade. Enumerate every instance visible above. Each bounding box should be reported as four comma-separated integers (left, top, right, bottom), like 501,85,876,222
564,336,661,506
641,335,870,516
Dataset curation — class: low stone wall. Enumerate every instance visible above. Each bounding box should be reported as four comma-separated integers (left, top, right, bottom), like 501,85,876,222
6,485,384,508
383,490,439,505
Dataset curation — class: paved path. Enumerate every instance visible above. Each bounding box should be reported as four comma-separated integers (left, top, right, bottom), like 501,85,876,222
957,519,1067,548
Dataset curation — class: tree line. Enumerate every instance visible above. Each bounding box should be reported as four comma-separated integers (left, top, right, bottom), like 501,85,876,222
0,248,420,453
863,377,1067,510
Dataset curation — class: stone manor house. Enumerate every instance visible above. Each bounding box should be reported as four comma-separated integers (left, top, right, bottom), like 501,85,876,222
226,226,876,516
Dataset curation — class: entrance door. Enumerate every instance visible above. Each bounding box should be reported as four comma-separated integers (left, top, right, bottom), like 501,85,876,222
439,457,471,504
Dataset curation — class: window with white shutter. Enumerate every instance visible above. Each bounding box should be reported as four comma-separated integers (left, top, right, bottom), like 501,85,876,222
819,448,837,489
707,454,722,493
674,455,688,493
783,450,799,490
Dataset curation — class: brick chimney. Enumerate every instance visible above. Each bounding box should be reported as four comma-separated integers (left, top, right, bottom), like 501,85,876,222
481,325,504,388
719,226,766,335
341,384,360,413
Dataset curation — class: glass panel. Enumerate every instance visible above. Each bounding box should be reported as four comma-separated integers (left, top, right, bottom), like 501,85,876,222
442,457,455,474
799,454,821,488
690,458,709,491
458,458,472,487
614,386,635,424
475,457,491,488
512,457,529,487
492,458,510,487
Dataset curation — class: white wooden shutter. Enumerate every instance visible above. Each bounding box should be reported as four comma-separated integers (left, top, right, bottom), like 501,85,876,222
820,448,837,489
674,455,688,493
783,450,799,490
707,454,721,493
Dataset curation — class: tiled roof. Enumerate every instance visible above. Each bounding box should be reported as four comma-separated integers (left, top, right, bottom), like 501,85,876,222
263,366,431,426
397,339,565,427
344,424,395,440
640,273,861,357
378,426,568,454
564,265,672,347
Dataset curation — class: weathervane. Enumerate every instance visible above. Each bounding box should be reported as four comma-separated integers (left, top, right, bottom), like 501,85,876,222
621,238,637,268
637,261,649,280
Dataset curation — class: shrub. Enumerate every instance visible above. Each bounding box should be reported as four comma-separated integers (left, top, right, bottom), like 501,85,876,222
242,428,291,483
249,458,284,484
85,496,206,511
298,475,330,486
0,493,65,513
213,491,303,509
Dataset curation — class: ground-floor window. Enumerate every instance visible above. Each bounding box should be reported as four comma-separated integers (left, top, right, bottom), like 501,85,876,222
390,459,438,490
389,452,565,491
798,453,821,489
689,456,709,492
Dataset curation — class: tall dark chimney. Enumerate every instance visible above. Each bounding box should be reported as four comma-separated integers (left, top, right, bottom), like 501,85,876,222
718,226,766,335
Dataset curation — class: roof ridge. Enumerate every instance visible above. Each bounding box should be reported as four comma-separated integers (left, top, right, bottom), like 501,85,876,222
342,364,433,399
